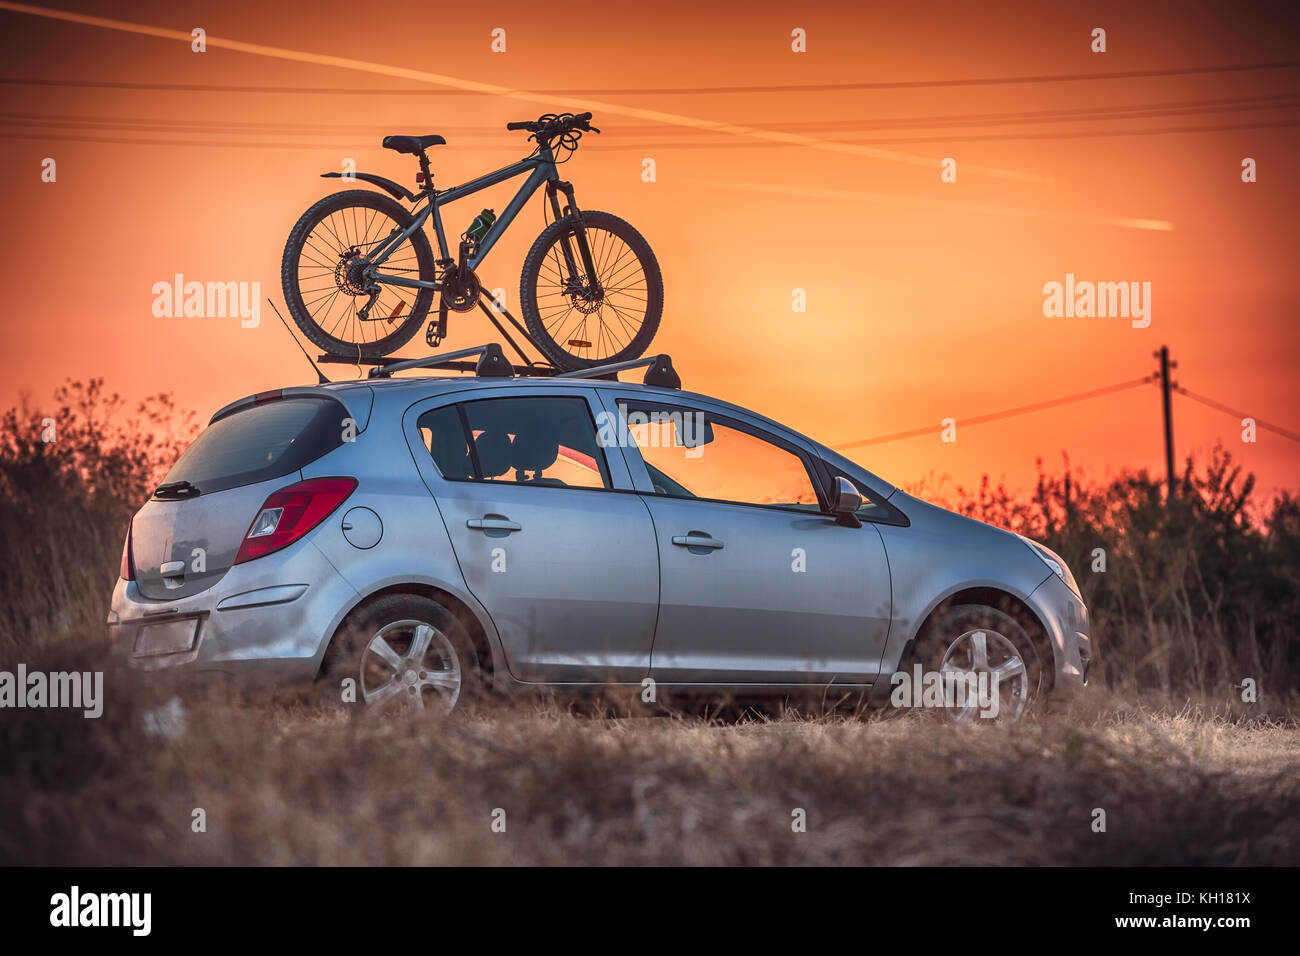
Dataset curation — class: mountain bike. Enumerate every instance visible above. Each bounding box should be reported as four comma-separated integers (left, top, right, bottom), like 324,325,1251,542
281,111,663,370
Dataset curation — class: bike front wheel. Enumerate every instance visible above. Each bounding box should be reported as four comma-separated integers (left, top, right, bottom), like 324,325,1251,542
520,210,663,370
281,189,435,357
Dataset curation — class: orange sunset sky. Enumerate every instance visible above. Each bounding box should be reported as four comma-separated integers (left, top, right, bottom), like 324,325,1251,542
1,0,1297,498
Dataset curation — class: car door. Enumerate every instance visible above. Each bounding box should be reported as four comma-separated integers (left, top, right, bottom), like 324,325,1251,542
603,393,893,685
403,386,659,683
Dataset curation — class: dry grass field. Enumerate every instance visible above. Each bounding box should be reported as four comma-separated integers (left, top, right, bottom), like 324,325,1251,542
2,671,1297,865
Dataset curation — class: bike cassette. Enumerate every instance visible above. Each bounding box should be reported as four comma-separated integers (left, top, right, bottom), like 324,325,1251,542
334,252,371,296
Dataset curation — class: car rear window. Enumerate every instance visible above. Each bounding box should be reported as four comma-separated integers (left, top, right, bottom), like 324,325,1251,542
160,397,346,496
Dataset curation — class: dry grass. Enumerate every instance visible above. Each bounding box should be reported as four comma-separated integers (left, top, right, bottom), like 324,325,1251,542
2,661,1297,866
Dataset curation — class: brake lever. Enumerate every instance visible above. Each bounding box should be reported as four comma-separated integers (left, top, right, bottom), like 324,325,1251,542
588,125,602,134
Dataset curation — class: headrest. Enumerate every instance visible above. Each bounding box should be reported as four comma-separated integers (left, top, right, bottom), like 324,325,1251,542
509,427,559,475
474,430,513,478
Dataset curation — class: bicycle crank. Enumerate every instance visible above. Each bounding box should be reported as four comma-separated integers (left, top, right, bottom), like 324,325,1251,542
440,263,482,313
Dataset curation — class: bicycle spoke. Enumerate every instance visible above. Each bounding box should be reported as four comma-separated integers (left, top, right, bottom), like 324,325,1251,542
602,300,641,342
333,211,360,256
546,307,586,345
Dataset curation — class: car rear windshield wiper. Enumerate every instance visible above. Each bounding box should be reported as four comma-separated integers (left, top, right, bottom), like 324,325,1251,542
153,479,202,499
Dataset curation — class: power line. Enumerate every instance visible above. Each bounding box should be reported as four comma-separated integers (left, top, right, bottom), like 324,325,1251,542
5,116,1298,154
1176,387,1300,444
831,363,1300,459
834,117,1300,146
1,60,1298,96
6,93,1297,140
548,61,1300,95
834,377,1154,450
5,94,1297,133
0,4,1030,180
580,118,1300,149
0,131,380,150
697,94,1300,131
13,5,1290,181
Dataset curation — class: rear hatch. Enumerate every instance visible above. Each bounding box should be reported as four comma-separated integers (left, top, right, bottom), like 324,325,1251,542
131,392,352,601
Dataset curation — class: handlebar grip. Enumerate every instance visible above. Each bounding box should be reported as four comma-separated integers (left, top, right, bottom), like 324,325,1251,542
506,121,533,131
574,112,593,122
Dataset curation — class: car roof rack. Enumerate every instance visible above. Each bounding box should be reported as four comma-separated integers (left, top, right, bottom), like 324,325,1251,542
360,343,534,379
316,342,680,389
556,354,681,389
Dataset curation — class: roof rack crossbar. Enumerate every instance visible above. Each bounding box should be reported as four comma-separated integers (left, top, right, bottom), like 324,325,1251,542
555,354,680,389
368,343,517,379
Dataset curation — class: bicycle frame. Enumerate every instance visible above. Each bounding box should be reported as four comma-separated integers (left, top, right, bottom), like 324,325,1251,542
365,143,568,292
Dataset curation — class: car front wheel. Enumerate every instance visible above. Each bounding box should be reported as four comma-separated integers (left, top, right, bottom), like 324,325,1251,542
912,604,1044,722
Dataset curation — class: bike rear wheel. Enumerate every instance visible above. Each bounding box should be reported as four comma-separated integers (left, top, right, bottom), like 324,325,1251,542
520,210,663,370
281,189,435,357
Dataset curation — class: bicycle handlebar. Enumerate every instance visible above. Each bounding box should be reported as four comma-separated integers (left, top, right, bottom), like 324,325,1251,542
506,112,599,138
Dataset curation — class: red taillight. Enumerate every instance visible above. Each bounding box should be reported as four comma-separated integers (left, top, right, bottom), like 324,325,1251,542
234,477,357,565
119,518,135,580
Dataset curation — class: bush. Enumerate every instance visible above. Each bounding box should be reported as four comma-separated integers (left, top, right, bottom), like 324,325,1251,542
0,379,196,656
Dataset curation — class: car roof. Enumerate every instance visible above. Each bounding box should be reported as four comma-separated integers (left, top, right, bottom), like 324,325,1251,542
218,372,896,497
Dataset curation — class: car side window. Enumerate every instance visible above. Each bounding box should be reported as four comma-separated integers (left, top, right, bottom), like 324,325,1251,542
618,401,821,511
417,396,611,490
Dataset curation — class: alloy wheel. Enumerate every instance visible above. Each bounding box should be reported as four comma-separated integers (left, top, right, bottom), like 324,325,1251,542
939,628,1030,722
360,618,462,713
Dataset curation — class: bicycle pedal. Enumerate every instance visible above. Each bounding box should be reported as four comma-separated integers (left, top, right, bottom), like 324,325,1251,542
425,320,443,347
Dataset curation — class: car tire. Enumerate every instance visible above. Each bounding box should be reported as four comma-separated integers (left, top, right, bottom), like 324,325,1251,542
910,604,1045,722
320,594,481,715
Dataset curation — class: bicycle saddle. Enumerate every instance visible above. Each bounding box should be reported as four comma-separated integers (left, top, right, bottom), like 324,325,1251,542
381,134,446,155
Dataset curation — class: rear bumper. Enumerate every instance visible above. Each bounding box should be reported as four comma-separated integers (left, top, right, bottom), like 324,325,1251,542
106,540,359,684
1026,572,1092,694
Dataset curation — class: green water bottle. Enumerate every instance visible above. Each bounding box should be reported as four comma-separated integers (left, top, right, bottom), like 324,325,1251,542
467,208,496,242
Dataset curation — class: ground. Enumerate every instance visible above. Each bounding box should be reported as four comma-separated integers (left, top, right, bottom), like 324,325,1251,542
3,677,1297,866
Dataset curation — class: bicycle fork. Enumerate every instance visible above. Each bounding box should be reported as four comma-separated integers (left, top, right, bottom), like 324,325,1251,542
547,180,603,302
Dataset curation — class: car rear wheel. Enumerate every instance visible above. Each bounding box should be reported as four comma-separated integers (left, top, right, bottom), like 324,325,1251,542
912,604,1044,722
322,594,480,715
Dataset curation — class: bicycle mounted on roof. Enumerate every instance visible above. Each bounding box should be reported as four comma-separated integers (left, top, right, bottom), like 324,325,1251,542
280,112,663,371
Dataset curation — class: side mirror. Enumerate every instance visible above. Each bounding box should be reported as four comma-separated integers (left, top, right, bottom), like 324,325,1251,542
830,476,862,527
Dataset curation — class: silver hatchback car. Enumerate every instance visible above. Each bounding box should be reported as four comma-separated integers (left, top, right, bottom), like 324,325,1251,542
108,346,1090,719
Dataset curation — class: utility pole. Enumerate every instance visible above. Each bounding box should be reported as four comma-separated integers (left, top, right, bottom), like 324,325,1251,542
1154,346,1178,500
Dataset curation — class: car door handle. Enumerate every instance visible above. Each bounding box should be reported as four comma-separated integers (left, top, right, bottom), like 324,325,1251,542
671,532,724,550
467,514,521,533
